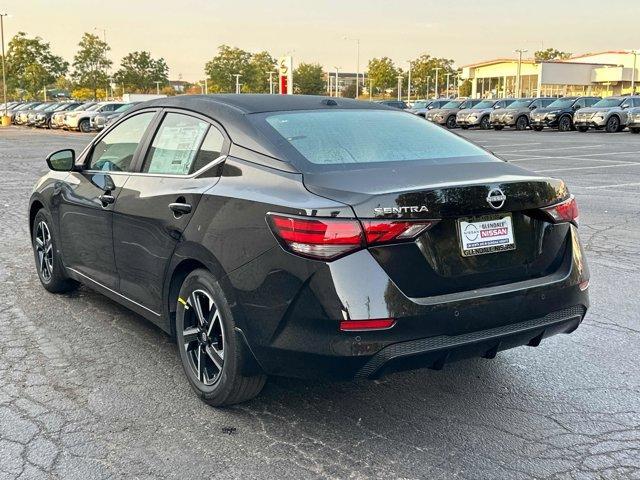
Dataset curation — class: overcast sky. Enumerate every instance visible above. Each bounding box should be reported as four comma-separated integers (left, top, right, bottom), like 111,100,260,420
3,0,639,81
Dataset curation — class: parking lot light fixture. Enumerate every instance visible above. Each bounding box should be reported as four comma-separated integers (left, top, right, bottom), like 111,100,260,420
233,74,241,94
434,68,440,98
397,74,403,101
446,73,451,98
630,49,639,95
334,67,339,97
406,60,412,103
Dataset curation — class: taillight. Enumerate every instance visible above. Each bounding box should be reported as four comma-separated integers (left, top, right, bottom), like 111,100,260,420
267,213,433,261
542,196,579,225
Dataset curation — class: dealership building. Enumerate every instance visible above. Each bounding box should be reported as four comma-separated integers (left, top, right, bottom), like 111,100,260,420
461,51,639,98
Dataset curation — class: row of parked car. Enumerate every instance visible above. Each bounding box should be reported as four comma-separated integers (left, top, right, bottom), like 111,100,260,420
0,100,139,132
404,96,640,133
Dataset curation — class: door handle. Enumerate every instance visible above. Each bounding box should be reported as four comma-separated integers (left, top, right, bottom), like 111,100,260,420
99,194,115,206
169,202,192,215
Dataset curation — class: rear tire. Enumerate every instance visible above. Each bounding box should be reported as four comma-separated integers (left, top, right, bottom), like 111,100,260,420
515,116,529,131
176,269,266,406
32,210,78,294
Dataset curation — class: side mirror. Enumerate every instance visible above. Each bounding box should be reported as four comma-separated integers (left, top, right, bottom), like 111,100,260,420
529,105,537,110
621,104,629,109
573,104,581,110
46,149,75,171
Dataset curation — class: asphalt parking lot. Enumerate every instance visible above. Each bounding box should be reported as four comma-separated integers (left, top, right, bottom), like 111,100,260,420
0,126,639,480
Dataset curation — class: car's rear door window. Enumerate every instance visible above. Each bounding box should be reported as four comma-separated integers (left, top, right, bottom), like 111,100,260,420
88,112,156,172
143,113,209,175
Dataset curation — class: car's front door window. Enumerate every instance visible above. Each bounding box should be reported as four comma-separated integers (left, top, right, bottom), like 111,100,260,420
88,112,155,172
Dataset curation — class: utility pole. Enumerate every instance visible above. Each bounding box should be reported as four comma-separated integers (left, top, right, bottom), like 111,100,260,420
397,74,403,101
407,60,412,103
434,67,441,98
233,74,241,94
1,13,8,120
334,67,339,97
514,49,528,98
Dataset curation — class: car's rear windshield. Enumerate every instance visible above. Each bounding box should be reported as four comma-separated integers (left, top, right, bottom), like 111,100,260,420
262,109,493,171
593,98,623,108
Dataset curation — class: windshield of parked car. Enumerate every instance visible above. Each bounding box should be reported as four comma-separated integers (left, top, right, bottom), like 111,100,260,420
114,103,135,113
474,101,496,109
263,109,493,171
412,101,430,109
33,104,51,111
509,100,533,108
592,98,623,108
43,104,61,112
74,103,94,111
86,104,103,112
548,98,577,108
442,101,463,109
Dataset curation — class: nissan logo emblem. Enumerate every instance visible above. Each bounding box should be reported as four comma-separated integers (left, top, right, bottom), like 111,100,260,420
486,188,506,210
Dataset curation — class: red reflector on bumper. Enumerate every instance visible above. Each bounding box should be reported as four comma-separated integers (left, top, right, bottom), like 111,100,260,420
339,318,396,332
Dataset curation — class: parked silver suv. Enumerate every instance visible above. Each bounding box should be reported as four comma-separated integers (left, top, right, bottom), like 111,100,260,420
627,106,640,134
490,97,555,130
425,99,482,128
456,98,515,130
573,96,640,133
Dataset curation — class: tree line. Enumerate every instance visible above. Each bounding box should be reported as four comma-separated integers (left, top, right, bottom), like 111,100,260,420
0,30,571,100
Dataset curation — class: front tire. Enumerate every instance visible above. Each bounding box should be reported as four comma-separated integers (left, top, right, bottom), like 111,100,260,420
605,116,620,133
480,116,491,130
78,119,91,133
32,210,78,293
445,115,457,129
558,115,573,132
176,269,266,406
515,116,529,131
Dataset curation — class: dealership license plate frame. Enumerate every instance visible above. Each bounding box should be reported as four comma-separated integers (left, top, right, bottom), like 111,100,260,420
457,213,516,257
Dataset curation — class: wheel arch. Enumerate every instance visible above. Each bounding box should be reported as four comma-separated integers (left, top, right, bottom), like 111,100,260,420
29,199,45,238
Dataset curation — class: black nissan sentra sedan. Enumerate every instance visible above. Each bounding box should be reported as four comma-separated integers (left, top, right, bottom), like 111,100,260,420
29,95,589,406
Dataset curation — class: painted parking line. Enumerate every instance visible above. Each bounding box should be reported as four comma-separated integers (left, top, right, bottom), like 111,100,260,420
535,163,640,173
580,181,640,190
509,155,637,164
493,144,604,154
478,143,543,148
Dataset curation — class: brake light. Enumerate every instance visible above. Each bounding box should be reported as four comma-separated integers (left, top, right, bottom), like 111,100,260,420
339,318,396,331
267,214,433,261
542,196,579,225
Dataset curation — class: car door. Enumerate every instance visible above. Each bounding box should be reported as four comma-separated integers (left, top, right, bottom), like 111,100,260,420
112,110,228,313
57,110,158,289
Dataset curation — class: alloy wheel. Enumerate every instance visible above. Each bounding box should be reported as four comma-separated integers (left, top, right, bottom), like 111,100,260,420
35,221,53,282
480,116,490,130
182,289,225,386
606,117,619,133
559,116,572,132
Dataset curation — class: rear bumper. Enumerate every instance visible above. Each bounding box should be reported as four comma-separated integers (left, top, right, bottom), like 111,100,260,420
229,226,590,380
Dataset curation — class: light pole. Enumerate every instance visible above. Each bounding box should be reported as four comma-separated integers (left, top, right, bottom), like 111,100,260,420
1,13,8,120
397,74,403,101
343,37,360,98
94,27,108,99
434,67,441,98
369,78,372,100
426,76,430,99
514,49,528,98
446,73,451,98
406,60,412,103
204,78,208,95
269,71,277,94
233,74,241,94
155,81,161,95
630,49,639,95
334,67,339,97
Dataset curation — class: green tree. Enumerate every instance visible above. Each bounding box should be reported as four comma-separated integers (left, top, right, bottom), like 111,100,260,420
534,48,571,61
72,33,112,100
113,51,169,93
341,83,357,99
5,32,68,98
409,54,456,98
293,62,325,95
459,78,472,97
204,45,253,93
247,51,276,93
367,57,398,96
